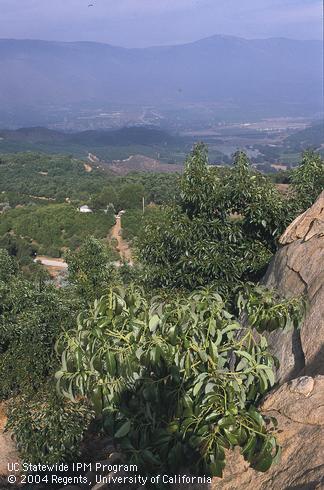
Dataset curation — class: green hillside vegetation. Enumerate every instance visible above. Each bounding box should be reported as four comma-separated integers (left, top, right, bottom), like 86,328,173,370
0,204,115,258
0,146,323,482
0,152,180,264
0,126,194,164
284,122,324,152
0,152,106,203
0,152,180,207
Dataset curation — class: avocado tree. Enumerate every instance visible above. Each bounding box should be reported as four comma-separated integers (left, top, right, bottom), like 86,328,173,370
0,252,77,398
137,145,288,293
117,183,146,210
91,185,118,211
56,286,303,479
65,236,116,301
291,150,324,211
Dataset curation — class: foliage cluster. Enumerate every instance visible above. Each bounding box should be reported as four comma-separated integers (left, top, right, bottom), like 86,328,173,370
56,286,303,480
65,236,118,301
0,203,115,258
90,173,179,212
0,250,77,399
0,152,105,203
7,388,93,464
0,152,180,209
291,150,324,211
138,146,290,294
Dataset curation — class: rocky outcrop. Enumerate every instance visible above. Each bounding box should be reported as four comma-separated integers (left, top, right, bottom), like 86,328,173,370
263,191,324,383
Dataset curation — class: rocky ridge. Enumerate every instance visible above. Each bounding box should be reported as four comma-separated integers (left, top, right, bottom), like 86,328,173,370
264,191,324,383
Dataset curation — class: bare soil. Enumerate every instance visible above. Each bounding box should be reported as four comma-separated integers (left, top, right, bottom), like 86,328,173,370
111,213,133,264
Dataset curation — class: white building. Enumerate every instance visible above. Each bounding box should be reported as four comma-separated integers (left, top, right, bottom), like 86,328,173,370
79,205,93,213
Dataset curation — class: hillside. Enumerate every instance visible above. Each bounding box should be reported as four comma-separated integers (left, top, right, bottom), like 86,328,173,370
0,151,181,258
0,152,107,201
104,154,183,174
284,121,324,153
0,126,190,163
0,146,323,488
0,36,322,127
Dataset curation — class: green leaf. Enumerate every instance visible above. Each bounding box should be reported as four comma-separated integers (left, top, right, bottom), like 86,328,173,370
209,341,218,362
198,349,208,363
252,452,274,472
114,420,131,439
236,358,247,371
235,350,254,364
149,314,160,332
209,459,225,478
248,407,265,427
215,330,223,346
205,412,219,423
266,368,275,387
223,428,239,445
205,382,216,394
142,449,160,466
242,433,257,459
193,380,204,396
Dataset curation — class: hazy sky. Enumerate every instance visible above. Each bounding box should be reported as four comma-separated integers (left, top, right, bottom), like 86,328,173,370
0,0,322,47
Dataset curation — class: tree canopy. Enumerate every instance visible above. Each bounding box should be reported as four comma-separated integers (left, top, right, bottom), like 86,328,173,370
138,145,290,294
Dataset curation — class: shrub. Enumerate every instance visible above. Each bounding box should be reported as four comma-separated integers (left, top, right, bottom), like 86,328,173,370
0,249,18,281
65,236,117,301
6,387,93,463
137,145,289,294
56,286,303,480
0,274,77,399
291,150,324,211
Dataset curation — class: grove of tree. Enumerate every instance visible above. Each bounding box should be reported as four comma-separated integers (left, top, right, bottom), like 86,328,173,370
0,146,322,482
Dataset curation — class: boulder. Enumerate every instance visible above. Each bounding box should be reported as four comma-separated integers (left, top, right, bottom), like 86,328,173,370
263,191,324,383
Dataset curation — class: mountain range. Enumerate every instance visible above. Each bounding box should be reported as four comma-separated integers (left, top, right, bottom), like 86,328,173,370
0,36,322,127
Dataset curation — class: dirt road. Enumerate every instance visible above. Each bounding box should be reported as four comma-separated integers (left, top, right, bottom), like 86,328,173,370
111,212,133,264
34,257,68,268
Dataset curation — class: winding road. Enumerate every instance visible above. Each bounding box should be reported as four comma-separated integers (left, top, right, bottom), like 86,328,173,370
111,211,133,264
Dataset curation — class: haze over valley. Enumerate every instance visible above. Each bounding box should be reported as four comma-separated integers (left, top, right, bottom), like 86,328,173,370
0,34,322,171
0,36,322,131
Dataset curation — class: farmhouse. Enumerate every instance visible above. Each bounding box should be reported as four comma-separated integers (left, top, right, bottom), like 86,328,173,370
79,205,93,213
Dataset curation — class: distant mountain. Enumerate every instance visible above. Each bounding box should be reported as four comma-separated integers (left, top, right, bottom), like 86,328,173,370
0,36,322,127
